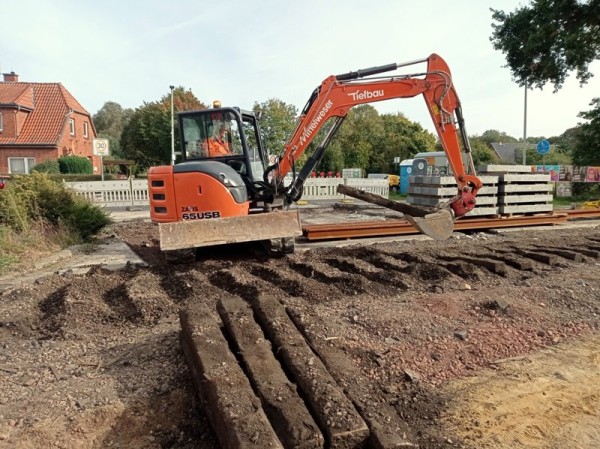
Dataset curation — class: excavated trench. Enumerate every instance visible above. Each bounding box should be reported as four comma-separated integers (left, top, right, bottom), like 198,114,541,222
1,220,600,449
174,228,600,448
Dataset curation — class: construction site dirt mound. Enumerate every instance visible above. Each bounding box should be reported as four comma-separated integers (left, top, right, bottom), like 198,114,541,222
1,210,599,448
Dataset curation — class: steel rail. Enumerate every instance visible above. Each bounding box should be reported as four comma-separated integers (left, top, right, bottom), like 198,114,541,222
302,213,573,241
564,208,600,219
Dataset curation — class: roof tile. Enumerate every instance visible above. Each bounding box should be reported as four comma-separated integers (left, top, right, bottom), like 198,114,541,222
0,82,91,145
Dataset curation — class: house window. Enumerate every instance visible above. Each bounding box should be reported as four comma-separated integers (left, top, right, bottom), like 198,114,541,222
83,122,89,138
69,118,75,136
8,157,36,174
0,111,3,132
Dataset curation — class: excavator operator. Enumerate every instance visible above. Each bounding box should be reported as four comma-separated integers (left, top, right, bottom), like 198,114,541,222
207,122,231,157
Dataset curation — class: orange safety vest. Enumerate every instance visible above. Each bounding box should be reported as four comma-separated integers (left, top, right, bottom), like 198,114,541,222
208,138,229,157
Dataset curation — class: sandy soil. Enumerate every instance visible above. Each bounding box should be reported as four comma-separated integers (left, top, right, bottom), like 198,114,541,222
0,207,599,448
442,333,600,449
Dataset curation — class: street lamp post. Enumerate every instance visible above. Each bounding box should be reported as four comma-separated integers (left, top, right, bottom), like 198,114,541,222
170,85,175,165
522,84,528,165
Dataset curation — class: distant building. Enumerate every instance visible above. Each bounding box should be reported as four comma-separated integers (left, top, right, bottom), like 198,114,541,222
490,142,535,164
0,71,98,174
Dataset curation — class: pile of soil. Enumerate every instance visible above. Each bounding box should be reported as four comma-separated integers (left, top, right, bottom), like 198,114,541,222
0,209,599,448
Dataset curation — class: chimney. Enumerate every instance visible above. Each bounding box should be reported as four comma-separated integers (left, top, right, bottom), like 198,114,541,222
2,72,19,82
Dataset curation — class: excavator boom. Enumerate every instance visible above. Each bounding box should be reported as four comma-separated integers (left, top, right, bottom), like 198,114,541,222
277,53,482,222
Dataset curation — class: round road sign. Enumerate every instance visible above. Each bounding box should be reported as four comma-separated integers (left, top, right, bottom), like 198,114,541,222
536,140,550,155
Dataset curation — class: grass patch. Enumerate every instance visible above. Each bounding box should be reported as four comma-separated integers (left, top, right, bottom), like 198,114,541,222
389,191,406,201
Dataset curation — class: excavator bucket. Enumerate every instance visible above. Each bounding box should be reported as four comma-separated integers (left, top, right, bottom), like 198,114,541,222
336,184,455,240
158,210,303,251
402,209,455,241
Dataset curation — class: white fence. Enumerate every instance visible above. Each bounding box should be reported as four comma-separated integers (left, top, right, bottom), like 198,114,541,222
67,180,150,208
66,178,388,207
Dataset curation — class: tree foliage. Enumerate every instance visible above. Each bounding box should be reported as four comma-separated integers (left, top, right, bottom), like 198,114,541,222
319,106,436,175
479,129,519,146
121,102,171,168
379,113,436,168
93,102,134,158
572,97,600,165
120,87,205,169
490,0,600,91
250,100,435,176
253,98,298,156
468,137,501,166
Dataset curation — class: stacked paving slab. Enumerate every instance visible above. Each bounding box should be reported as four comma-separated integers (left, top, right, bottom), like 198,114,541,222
480,165,553,215
407,165,553,217
407,175,500,216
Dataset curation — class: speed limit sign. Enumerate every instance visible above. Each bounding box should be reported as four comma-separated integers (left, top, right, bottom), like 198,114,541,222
93,138,110,156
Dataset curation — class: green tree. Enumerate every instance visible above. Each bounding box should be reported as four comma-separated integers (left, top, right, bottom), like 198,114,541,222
324,105,383,174
93,102,134,158
480,129,518,146
252,98,298,156
490,0,600,90
551,126,579,157
573,98,600,165
121,102,170,168
469,136,500,166
302,106,437,175
120,87,205,169
375,113,436,172
159,87,206,112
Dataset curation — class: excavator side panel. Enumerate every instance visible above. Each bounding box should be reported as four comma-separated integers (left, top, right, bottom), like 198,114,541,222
158,210,302,251
149,165,249,223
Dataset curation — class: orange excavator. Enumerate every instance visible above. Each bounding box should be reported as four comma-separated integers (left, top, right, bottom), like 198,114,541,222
148,54,483,260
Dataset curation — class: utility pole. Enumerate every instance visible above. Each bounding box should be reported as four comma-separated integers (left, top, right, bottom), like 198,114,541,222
170,85,175,165
522,85,528,165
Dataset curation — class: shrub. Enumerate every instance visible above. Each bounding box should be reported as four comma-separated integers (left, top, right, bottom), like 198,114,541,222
64,195,112,240
0,173,112,273
58,155,93,174
0,186,29,232
0,172,111,239
31,159,60,174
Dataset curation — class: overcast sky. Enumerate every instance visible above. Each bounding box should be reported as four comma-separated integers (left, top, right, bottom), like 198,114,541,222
1,0,598,140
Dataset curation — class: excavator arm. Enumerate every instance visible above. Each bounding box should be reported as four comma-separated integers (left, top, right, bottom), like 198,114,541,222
274,54,482,220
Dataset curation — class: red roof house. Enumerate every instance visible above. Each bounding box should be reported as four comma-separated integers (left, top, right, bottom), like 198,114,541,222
0,71,99,175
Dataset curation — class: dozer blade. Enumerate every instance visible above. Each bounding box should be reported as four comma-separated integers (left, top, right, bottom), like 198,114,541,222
402,209,455,241
336,184,455,240
158,210,302,251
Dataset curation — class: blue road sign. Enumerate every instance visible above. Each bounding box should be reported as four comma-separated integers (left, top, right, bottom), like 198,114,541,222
537,140,550,155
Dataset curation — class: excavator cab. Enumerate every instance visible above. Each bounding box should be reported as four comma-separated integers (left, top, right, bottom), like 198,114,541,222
180,108,266,183
148,107,302,260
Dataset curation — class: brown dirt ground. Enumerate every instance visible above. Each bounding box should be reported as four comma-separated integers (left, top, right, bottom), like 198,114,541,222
1,206,599,449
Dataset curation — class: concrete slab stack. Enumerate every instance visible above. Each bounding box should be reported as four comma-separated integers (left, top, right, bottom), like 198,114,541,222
406,175,500,216
406,165,554,217
478,165,553,215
